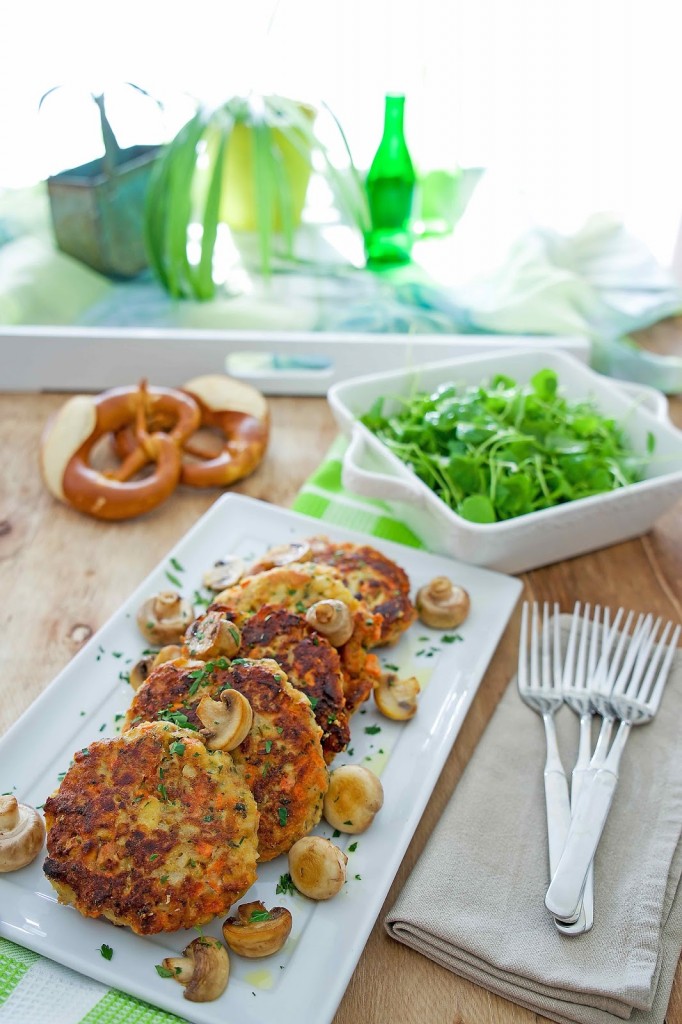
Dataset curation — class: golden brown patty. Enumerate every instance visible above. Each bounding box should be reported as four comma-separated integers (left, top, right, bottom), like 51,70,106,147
306,536,416,646
213,562,381,712
124,658,328,861
238,605,350,763
43,721,259,935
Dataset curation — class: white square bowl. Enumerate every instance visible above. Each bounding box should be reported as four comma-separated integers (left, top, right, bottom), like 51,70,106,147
327,347,682,573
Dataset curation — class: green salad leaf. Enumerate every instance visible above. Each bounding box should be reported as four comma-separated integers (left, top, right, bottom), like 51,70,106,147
360,369,649,523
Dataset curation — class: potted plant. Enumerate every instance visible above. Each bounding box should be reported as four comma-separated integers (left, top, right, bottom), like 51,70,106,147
144,93,369,300
43,85,161,278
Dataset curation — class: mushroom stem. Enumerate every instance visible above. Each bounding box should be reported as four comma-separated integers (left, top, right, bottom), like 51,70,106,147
0,796,19,831
196,691,253,751
162,937,230,1002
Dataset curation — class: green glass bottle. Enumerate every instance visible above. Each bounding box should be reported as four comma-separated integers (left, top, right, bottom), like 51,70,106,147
364,94,416,266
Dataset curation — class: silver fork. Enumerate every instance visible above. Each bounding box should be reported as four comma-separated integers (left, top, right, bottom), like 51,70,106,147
518,601,572,899
558,601,606,934
559,603,632,933
545,614,680,923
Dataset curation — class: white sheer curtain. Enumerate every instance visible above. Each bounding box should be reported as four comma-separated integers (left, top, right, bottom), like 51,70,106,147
1,0,680,265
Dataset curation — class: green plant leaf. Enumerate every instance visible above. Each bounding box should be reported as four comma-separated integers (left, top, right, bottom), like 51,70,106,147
252,113,275,276
160,109,209,297
194,131,227,299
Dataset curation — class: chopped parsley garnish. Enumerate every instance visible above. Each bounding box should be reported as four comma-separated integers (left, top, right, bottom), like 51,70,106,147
355,874,362,880
332,829,341,838
276,872,296,896
149,853,158,861
364,725,381,735
343,820,353,826
170,741,185,756
441,634,463,644
308,696,319,710
383,663,399,672
155,964,175,978
98,944,113,960
160,875,169,883
165,570,182,588
265,740,273,754
170,557,184,572
348,842,358,852
278,806,288,827
157,783,169,801
157,709,198,730
249,909,272,922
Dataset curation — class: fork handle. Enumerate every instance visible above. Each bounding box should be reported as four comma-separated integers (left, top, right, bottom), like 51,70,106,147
542,715,572,881
545,767,618,921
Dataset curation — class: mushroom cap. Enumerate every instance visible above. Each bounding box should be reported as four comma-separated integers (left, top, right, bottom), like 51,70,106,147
137,591,195,645
415,577,470,630
203,556,247,592
196,690,253,751
129,656,154,691
185,611,241,661
163,937,230,1003
305,599,354,647
374,673,420,721
0,796,45,872
222,900,292,958
288,836,347,900
251,541,312,572
322,764,384,834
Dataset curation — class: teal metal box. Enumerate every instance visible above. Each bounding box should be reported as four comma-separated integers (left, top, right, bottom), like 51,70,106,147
46,143,159,279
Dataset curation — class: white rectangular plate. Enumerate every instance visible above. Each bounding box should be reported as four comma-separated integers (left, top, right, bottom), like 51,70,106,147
0,494,522,1024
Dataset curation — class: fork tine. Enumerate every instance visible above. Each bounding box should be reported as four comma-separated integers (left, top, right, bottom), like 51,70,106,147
602,609,637,692
613,613,654,697
518,601,529,691
646,623,681,711
639,621,679,710
587,604,601,681
541,603,552,690
552,602,562,689
621,616,661,700
592,605,623,696
563,601,583,691
530,602,541,691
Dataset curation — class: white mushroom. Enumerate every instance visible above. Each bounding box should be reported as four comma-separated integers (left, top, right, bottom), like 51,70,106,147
0,796,45,872
195,691,253,751
305,599,354,647
415,577,470,630
202,556,247,592
153,644,184,667
129,656,154,691
322,764,384,834
252,541,311,571
222,901,292,957
137,592,194,645
185,612,241,661
374,673,420,721
162,937,229,1002
288,836,347,900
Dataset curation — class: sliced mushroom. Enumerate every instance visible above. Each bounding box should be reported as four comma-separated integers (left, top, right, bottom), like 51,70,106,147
153,644,184,667
162,937,229,1003
415,577,470,630
222,900,292,957
137,592,194,645
288,836,347,900
305,599,354,647
0,795,45,872
203,556,247,592
322,764,384,834
185,611,241,661
375,673,420,721
196,690,253,751
252,541,311,571
129,656,153,691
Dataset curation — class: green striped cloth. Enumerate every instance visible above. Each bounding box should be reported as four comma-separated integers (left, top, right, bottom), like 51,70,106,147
0,438,423,1024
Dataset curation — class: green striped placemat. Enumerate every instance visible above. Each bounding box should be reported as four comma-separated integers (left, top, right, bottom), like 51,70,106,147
0,438,423,1024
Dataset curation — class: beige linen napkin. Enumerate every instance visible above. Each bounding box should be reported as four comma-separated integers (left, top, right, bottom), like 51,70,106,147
386,616,682,1024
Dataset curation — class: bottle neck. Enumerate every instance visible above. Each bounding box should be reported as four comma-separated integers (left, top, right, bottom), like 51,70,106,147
383,95,405,137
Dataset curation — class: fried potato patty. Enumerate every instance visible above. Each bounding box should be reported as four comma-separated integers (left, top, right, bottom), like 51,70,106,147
124,658,328,861
238,605,350,763
213,562,381,712
306,536,416,646
43,721,259,935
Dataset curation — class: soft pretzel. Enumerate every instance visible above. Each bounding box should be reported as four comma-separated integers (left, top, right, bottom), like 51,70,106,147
114,374,270,489
40,382,201,520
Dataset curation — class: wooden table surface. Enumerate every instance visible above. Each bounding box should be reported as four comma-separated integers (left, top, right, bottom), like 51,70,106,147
1,347,681,1023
